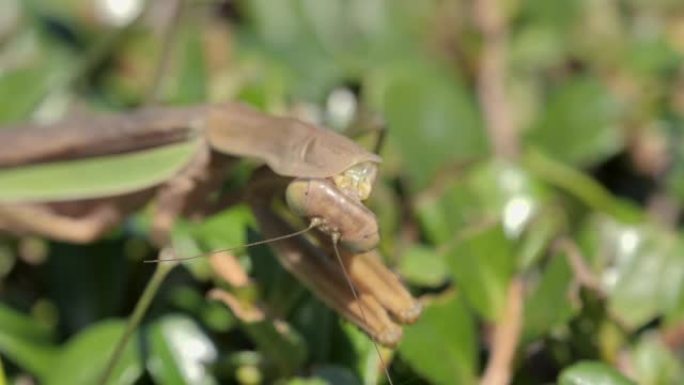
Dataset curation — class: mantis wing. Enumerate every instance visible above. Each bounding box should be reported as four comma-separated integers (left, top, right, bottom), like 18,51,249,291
0,102,379,202
0,140,201,202
205,104,381,179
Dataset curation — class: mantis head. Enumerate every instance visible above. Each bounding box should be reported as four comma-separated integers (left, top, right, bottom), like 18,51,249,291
332,161,378,202
285,161,381,253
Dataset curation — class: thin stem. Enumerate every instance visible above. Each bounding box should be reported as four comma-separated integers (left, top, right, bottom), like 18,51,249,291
473,0,518,160
145,0,186,104
98,248,179,385
480,278,523,385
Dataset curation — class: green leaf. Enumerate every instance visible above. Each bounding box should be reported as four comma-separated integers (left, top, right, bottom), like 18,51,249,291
580,217,684,329
558,362,637,385
630,333,684,385
414,177,477,245
445,224,515,320
244,319,307,376
399,294,477,385
147,315,218,385
311,365,360,385
290,299,335,365
0,140,200,202
397,245,448,287
0,356,6,384
525,77,622,166
336,323,381,385
415,160,551,247
524,149,643,223
0,32,75,124
523,253,577,341
0,67,54,124
186,205,255,252
0,304,57,378
382,62,487,190
47,320,142,385
169,24,207,104
468,161,550,238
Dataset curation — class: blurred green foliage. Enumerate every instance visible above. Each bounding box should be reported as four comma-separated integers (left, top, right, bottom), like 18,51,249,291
1,0,684,384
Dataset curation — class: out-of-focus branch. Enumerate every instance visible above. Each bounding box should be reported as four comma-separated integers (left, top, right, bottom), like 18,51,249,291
473,0,519,160
146,0,186,104
555,237,604,295
475,1,520,380
480,278,523,385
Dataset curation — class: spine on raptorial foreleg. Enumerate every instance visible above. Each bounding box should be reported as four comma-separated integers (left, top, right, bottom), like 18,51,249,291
248,198,403,347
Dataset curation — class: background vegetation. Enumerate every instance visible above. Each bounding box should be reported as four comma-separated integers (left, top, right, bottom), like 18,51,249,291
1,0,684,384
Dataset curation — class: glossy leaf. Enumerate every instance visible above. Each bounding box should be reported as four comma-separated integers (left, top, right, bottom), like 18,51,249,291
0,304,56,379
147,315,218,385
580,217,684,328
47,320,142,385
524,150,643,223
399,294,477,385
382,62,486,190
630,333,683,385
525,77,622,166
523,253,577,341
397,245,448,287
558,362,637,385
445,224,516,320
169,23,207,104
414,177,477,246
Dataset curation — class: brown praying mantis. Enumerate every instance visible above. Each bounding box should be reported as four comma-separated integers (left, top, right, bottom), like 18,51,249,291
0,102,422,348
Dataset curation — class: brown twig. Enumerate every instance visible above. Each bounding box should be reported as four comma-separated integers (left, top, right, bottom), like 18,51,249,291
480,278,524,385
209,251,251,288
473,0,518,160
555,237,604,295
145,0,187,104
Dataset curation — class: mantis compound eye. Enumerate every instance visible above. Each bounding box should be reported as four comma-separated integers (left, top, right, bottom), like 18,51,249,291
285,177,380,252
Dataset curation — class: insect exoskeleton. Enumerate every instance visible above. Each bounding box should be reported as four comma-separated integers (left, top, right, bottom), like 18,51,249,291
285,162,380,252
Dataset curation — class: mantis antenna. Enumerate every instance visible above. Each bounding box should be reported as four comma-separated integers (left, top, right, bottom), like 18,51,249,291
330,233,395,385
143,219,321,263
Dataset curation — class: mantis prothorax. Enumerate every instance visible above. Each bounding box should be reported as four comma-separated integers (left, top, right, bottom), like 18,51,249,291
0,102,421,347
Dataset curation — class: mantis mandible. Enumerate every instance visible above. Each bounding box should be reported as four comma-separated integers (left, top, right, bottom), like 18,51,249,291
0,102,421,347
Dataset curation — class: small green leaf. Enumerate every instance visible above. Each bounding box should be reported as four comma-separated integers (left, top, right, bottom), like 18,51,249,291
0,140,200,202
524,149,643,223
580,216,684,329
525,77,622,166
47,320,142,385
559,362,637,385
0,304,57,379
399,294,477,385
415,178,476,245
382,62,487,190
147,315,218,385
0,33,75,124
397,245,448,287
445,224,515,320
169,24,207,104
630,333,684,385
523,253,577,341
